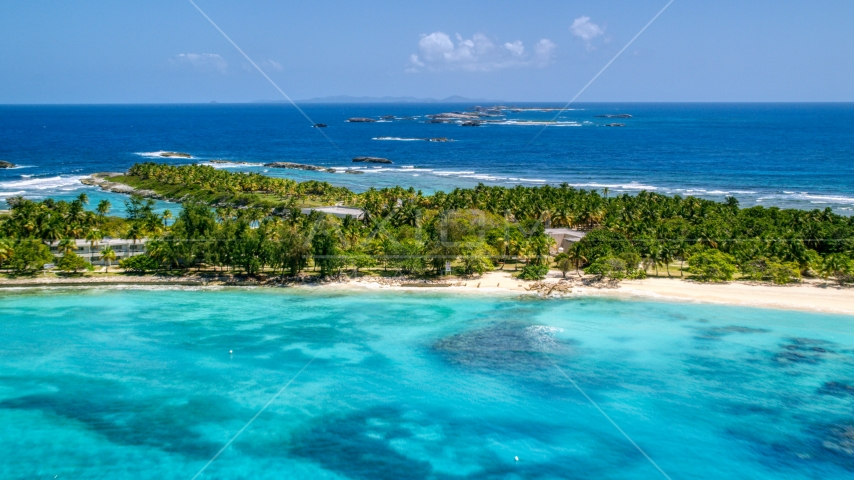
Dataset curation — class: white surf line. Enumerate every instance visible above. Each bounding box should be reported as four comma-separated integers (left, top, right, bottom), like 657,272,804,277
189,353,318,480
529,0,676,144
552,362,673,480
186,0,340,151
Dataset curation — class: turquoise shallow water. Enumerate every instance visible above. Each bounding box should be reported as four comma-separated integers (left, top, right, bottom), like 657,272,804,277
1,288,853,479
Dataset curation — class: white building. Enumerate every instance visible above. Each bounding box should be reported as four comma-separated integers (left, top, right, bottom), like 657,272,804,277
46,238,148,266
545,228,586,254
300,206,365,220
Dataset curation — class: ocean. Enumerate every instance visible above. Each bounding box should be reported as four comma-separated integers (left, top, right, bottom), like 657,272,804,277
1,103,854,215
1,288,853,479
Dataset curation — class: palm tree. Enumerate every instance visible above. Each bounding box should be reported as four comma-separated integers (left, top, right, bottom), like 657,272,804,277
125,224,143,254
642,242,665,276
58,237,76,255
42,223,63,243
660,243,675,277
567,242,587,277
162,209,173,227
77,193,89,206
0,240,13,266
100,246,117,273
819,254,850,284
96,200,111,224
85,229,103,255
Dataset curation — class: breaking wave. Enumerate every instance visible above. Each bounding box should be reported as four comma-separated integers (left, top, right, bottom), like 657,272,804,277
0,175,85,190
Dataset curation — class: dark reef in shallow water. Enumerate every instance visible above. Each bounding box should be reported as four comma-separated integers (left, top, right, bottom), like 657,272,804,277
818,381,854,397
288,404,626,480
693,325,770,341
822,424,854,459
432,321,570,371
773,338,836,366
0,378,229,458
289,406,433,480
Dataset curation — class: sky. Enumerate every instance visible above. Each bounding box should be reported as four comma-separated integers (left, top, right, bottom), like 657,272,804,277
1,0,853,103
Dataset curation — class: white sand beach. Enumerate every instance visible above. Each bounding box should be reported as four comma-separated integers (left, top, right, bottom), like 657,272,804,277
343,271,854,315
2,271,852,315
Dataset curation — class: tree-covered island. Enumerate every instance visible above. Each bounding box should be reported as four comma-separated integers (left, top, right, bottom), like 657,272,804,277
1,162,853,285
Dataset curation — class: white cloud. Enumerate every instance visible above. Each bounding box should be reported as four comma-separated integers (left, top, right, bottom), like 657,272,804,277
534,39,556,65
570,16,604,47
172,53,227,73
504,41,524,56
407,32,555,72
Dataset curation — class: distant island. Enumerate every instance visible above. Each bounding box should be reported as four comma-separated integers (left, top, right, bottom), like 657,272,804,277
290,95,503,104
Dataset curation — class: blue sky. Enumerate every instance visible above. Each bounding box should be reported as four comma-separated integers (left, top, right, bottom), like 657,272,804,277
1,0,853,103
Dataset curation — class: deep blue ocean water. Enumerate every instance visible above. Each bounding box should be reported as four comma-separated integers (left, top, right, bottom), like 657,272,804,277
2,103,854,215
1,288,854,479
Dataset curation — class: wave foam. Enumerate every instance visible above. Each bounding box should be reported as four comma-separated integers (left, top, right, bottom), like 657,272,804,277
0,175,86,192
493,120,580,127
759,192,854,205
460,174,508,181
569,182,659,191
199,161,263,169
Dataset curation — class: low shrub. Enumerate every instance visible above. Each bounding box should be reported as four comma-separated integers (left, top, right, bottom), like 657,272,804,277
688,250,737,282
119,254,161,273
518,263,549,280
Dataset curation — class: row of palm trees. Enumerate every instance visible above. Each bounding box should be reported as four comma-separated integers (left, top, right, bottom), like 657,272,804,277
0,194,172,272
133,203,555,277
123,163,853,265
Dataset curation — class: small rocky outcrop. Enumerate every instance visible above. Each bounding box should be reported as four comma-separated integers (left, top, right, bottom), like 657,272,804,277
460,121,482,127
209,160,255,165
263,161,364,175
0,160,15,168
380,115,395,120
374,137,453,142
426,119,451,124
264,162,335,173
81,173,167,200
352,157,392,164
605,123,625,127
594,114,632,118
313,123,328,128
346,117,376,123
429,113,481,120
159,152,192,158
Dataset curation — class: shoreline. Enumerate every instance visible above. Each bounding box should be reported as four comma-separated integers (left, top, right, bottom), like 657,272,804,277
2,271,852,315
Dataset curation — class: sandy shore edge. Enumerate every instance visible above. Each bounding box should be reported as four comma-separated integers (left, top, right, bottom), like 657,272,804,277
1,271,852,315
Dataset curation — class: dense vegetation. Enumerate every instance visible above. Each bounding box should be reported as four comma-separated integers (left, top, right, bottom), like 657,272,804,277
2,162,853,284
0,193,167,273
119,162,353,208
